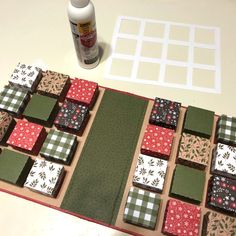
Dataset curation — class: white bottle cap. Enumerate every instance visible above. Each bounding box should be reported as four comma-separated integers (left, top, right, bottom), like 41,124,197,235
71,0,89,8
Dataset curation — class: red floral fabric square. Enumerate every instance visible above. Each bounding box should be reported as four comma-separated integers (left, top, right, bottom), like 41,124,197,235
7,119,45,153
66,78,98,107
141,124,174,159
162,199,201,236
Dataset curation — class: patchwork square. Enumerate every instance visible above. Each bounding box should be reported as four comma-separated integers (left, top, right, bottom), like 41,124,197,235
36,70,70,99
24,158,65,197
170,164,205,204
7,119,46,155
162,199,201,236
40,129,77,164
0,86,29,117
178,132,211,169
149,97,181,130
54,100,89,135
123,186,161,229
0,149,33,187
211,143,236,179
202,211,236,236
23,94,58,127
207,175,236,215
66,78,98,108
183,106,214,138
216,115,236,146
0,111,14,143
133,154,168,192
141,124,174,160
9,62,42,92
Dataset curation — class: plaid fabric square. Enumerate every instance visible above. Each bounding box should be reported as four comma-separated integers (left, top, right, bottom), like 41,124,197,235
217,115,236,146
40,129,77,163
9,62,42,92
123,186,160,229
0,86,28,115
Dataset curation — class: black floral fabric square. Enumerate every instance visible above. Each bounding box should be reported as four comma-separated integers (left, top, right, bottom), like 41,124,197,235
149,97,181,130
207,175,236,215
54,100,89,135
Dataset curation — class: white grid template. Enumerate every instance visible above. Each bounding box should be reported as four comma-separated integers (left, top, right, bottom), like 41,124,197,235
105,16,221,93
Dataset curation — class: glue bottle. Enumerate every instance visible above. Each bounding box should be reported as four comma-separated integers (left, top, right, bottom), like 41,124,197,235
67,0,99,69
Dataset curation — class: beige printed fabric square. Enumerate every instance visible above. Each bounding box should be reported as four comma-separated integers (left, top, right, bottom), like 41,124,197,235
178,132,211,168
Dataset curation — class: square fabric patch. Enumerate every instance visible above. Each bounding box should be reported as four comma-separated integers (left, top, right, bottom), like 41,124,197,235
0,86,29,117
178,132,211,169
0,149,33,186
183,106,214,138
36,70,70,99
9,62,42,92
170,164,205,204
7,120,46,155
149,97,181,130
211,143,236,179
133,154,168,192
23,94,58,127
24,158,65,197
123,186,161,229
40,129,77,164
54,100,89,135
0,111,14,142
216,115,236,146
202,211,236,236
141,124,174,160
162,199,201,236
207,175,236,215
66,78,98,108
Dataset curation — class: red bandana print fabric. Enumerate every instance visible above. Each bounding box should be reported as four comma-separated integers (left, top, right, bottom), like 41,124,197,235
7,120,44,151
66,78,98,106
162,199,201,236
141,124,174,159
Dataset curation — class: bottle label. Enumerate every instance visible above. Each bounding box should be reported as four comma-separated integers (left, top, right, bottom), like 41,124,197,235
70,21,99,65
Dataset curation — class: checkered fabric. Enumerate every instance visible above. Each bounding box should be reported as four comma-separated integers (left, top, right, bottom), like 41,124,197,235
0,86,28,115
123,186,160,229
217,115,236,145
40,129,77,163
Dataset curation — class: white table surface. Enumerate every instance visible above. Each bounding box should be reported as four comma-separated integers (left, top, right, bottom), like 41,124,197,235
0,0,236,235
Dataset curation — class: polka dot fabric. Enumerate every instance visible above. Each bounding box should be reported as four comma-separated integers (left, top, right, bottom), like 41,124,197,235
66,78,98,107
7,119,45,152
162,199,201,236
141,124,174,159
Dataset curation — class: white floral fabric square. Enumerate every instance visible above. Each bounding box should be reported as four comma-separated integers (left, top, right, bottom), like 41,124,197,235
211,143,236,178
9,63,42,92
133,154,168,192
24,158,65,197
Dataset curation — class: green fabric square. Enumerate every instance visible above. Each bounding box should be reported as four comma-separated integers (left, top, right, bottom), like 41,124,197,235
170,164,205,204
23,94,57,126
40,129,77,164
0,149,33,186
123,187,160,229
183,106,214,138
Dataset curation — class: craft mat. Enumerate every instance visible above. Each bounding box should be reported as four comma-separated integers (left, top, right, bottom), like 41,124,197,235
0,87,226,236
